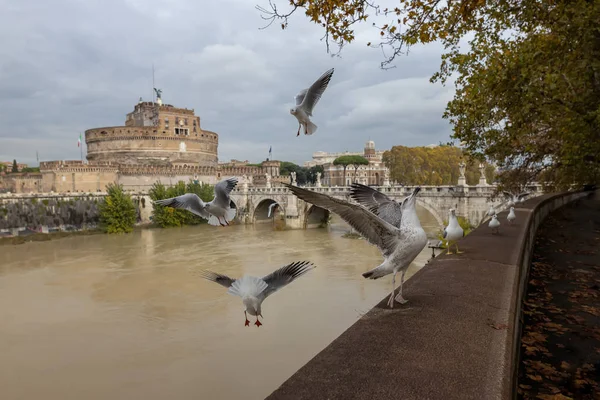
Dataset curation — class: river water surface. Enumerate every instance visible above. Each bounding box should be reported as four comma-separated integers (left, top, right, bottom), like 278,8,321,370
0,209,439,400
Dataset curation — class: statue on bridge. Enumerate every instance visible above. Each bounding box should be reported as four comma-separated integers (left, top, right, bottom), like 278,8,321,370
290,171,297,185
242,175,249,191
458,162,467,186
316,171,321,187
265,173,271,188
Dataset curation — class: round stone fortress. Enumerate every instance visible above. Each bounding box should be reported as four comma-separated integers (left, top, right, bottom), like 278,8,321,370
85,101,218,167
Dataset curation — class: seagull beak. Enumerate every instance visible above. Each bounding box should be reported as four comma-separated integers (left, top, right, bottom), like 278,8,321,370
411,187,421,197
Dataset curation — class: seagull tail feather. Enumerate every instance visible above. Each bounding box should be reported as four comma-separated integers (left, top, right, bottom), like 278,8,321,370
305,120,317,135
225,207,237,223
207,215,221,226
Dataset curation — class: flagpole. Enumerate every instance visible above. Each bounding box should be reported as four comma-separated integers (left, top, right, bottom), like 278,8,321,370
80,133,83,163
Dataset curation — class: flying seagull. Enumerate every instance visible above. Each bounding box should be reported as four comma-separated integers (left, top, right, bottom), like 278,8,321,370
153,177,238,227
443,209,465,255
285,183,427,308
290,68,335,137
489,214,500,234
507,206,516,225
267,202,278,218
349,183,406,228
199,261,316,327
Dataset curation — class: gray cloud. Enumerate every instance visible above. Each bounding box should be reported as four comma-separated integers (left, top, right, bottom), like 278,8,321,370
0,0,455,166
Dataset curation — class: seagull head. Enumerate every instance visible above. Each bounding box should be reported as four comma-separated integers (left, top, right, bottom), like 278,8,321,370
402,187,420,208
242,296,262,317
510,206,514,211
450,208,456,216
289,107,297,115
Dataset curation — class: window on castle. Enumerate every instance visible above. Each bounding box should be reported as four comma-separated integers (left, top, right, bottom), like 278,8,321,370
175,128,189,136
193,127,197,133
175,117,179,124
184,118,188,125
193,120,196,126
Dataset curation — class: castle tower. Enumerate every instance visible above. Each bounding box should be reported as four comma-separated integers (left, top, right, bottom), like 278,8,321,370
85,101,219,167
364,140,377,161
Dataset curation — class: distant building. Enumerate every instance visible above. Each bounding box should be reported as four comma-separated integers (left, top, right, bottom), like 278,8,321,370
303,143,385,168
1,161,28,172
219,159,250,167
321,140,390,186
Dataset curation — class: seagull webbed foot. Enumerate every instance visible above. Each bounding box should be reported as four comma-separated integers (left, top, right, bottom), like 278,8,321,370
394,293,409,305
254,319,262,327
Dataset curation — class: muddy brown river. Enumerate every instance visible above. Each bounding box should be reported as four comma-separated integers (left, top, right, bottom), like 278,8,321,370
0,208,439,400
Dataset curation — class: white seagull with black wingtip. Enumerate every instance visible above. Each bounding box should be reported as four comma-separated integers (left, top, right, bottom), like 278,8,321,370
286,183,427,308
289,68,335,136
153,177,238,227
200,261,316,327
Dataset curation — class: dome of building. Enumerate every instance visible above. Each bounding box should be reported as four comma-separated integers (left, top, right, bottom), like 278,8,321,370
365,140,375,150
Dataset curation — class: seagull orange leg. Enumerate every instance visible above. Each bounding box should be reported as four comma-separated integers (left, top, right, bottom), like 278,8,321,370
244,311,250,327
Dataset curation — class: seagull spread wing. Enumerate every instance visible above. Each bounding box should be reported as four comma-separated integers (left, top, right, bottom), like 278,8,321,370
517,192,531,201
284,183,402,257
261,261,315,299
298,68,334,116
295,88,308,106
349,183,403,228
153,193,210,220
199,270,236,289
212,177,238,208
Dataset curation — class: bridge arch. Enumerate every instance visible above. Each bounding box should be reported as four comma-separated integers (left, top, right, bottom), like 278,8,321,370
415,198,444,228
305,205,330,228
253,198,286,223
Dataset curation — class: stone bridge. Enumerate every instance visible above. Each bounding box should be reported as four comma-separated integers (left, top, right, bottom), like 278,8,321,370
228,184,544,230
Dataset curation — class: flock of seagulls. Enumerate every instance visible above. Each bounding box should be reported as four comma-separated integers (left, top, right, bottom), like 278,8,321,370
151,68,532,326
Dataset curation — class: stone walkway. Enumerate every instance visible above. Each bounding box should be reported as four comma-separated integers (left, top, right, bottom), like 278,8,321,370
518,191,600,399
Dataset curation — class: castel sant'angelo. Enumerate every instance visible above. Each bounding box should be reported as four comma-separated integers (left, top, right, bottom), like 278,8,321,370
2,95,282,194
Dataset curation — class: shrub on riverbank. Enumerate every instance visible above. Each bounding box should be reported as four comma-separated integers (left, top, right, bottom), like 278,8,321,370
99,183,137,234
149,180,214,228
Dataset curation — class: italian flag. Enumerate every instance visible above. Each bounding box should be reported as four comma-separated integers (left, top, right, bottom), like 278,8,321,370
77,133,82,147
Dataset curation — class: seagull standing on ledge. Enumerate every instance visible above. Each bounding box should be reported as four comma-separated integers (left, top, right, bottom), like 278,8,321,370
153,177,238,227
507,207,516,225
489,214,500,234
285,183,427,308
290,68,334,137
443,209,465,255
199,261,316,327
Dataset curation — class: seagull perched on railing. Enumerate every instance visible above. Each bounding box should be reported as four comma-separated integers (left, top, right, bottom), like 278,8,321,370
153,177,238,227
285,183,427,308
199,261,316,327
489,214,501,234
289,68,334,136
507,206,516,225
443,209,465,254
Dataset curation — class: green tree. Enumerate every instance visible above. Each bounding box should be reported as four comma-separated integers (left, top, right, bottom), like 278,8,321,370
279,161,308,184
99,183,137,234
149,180,215,228
332,155,357,185
382,145,495,186
258,0,600,189
306,165,324,184
11,159,18,173
348,155,369,183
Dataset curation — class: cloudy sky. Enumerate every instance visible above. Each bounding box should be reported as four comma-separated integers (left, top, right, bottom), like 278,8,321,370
0,0,455,167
